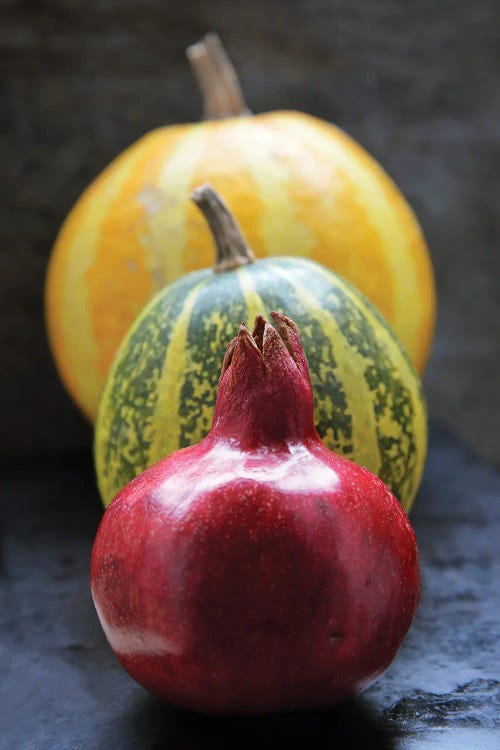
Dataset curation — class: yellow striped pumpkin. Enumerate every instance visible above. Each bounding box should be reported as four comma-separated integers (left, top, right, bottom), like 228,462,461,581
46,33,436,421
95,186,427,512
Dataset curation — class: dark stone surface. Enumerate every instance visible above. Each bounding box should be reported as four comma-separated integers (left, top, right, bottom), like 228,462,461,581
1,425,499,748
1,0,500,465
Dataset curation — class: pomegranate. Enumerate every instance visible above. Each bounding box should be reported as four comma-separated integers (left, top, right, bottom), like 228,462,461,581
91,312,420,714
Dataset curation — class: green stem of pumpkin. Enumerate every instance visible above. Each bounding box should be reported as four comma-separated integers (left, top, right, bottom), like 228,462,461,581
186,33,250,120
191,184,255,273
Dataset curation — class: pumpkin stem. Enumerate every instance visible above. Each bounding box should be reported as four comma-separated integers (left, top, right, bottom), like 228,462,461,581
186,33,250,120
192,184,255,272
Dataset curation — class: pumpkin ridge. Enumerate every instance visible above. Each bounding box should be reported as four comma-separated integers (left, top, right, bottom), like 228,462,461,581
95,271,209,501
336,277,427,505
148,280,210,460
176,272,249,449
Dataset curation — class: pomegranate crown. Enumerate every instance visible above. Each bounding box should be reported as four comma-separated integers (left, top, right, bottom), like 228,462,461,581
210,312,318,447
220,312,309,381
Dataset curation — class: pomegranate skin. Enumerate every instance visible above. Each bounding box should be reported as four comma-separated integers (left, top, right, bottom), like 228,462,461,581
91,313,420,714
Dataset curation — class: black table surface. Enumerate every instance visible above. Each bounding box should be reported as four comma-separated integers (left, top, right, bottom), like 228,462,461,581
2,426,499,749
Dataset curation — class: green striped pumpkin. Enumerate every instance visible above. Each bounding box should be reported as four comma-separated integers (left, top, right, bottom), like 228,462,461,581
95,188,427,511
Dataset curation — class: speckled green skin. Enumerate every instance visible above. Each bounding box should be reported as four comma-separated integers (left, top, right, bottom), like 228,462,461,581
95,257,427,509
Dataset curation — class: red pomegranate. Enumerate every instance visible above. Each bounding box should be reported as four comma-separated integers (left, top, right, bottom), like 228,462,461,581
90,312,420,714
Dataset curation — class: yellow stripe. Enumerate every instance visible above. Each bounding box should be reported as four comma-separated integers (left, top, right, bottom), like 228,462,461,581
235,266,268,322
152,126,210,282
149,281,208,459
270,263,382,472
238,119,316,257
88,129,190,383
181,118,269,264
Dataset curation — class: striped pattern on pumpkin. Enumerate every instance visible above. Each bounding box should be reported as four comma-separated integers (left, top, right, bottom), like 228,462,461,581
95,256,427,512
46,111,436,422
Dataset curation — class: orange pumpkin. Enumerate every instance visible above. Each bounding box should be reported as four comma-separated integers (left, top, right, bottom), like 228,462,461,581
46,33,436,421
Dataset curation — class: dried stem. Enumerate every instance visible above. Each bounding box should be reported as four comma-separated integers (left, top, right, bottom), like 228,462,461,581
186,33,250,120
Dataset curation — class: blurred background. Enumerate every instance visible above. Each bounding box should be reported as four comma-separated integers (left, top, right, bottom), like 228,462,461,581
2,0,499,467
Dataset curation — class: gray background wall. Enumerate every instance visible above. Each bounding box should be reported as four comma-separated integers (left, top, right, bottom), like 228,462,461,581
2,0,499,466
